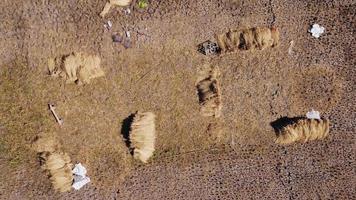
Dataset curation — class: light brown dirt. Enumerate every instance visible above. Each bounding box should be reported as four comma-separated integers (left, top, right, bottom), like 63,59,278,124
0,0,355,199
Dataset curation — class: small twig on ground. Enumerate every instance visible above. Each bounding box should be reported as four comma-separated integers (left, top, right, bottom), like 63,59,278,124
136,68,154,82
48,103,63,126
136,30,151,38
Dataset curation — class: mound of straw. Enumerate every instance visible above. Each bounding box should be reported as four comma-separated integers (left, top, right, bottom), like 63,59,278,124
275,118,330,145
33,135,73,192
130,112,156,163
215,27,280,53
196,65,222,118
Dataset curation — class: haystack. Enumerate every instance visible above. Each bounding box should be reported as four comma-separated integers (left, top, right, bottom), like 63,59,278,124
129,112,156,163
275,118,330,145
215,29,240,53
39,152,73,192
196,65,222,118
63,53,104,85
48,52,105,85
215,26,279,53
33,135,73,192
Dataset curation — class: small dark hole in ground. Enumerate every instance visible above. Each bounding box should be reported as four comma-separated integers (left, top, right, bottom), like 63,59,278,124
238,32,246,49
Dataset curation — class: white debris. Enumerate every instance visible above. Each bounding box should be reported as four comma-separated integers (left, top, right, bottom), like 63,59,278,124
104,21,113,30
306,109,321,120
288,40,295,55
72,176,90,190
309,24,325,38
72,163,90,190
107,21,112,28
72,163,87,176
126,31,131,38
125,8,131,15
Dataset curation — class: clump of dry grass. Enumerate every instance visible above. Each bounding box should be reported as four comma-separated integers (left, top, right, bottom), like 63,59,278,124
32,135,73,192
196,65,222,118
215,26,280,53
275,118,330,145
130,112,156,163
48,52,105,85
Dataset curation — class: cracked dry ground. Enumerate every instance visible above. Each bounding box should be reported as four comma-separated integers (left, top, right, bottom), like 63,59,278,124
0,0,355,199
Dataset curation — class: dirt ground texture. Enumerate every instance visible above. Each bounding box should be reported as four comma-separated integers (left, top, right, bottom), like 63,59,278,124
0,0,355,199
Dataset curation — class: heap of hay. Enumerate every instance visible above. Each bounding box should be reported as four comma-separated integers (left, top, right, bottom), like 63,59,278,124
48,52,105,85
275,118,330,145
216,29,240,53
129,112,156,163
33,135,73,192
215,27,280,53
100,0,132,17
196,65,222,118
39,152,73,192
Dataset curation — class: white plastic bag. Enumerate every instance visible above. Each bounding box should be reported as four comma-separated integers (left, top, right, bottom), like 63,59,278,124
72,163,90,190
309,24,325,38
306,109,321,120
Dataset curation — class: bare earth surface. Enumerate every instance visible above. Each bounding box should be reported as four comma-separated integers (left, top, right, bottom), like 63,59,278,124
0,0,355,199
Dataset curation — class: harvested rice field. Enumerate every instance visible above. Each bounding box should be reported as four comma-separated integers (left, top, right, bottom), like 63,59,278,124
0,0,355,199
